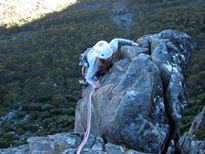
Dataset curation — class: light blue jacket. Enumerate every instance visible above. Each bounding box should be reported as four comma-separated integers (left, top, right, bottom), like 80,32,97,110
85,38,134,85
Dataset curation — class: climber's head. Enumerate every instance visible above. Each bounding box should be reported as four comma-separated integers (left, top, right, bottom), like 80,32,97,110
94,41,113,60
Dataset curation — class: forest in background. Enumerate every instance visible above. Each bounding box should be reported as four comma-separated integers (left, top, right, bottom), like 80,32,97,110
0,0,204,148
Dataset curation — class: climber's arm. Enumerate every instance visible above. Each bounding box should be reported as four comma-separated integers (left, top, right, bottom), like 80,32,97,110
109,38,138,52
85,65,96,85
86,66,101,88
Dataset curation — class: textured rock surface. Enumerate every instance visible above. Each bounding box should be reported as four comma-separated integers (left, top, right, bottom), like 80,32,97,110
75,30,193,153
0,132,147,154
179,107,205,154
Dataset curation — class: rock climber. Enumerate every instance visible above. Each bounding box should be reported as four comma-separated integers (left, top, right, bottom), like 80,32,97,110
79,38,139,89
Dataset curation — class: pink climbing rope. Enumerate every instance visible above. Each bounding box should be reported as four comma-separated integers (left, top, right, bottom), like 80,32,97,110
76,84,95,154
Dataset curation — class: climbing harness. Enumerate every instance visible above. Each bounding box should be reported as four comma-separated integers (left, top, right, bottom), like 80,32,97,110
79,48,91,85
79,48,91,67
76,84,95,154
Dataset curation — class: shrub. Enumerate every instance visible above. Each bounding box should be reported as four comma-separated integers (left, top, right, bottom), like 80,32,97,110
1,120,13,132
0,110,7,117
51,94,66,107
15,127,25,135
38,112,51,121
197,92,205,102
24,123,39,133
56,115,74,130
49,128,58,134
3,133,19,142
198,71,205,80
41,104,53,112
36,129,49,136
13,141,24,147
0,131,5,138
28,103,42,111
180,122,192,135
28,111,41,121
71,91,82,101
12,110,26,119
21,102,29,111
50,108,63,115
42,118,53,129
195,130,205,140
24,133,32,140
0,138,9,148
15,121,39,132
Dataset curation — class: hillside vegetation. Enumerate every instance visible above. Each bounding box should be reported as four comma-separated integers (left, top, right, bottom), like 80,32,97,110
0,0,204,148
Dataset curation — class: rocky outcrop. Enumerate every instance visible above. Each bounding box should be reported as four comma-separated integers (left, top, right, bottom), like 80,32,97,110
179,107,205,154
75,30,193,153
0,30,195,154
0,132,150,154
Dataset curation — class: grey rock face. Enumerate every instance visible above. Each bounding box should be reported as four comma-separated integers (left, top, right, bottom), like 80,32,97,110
179,107,205,154
0,132,146,154
75,30,193,153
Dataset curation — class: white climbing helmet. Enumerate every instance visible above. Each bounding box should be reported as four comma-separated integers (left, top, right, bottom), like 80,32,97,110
94,41,113,59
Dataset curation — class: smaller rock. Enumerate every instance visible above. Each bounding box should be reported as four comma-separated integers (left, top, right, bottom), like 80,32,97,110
179,107,205,154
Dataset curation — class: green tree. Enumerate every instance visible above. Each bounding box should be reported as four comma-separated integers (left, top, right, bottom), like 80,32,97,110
1,121,13,132
51,94,66,107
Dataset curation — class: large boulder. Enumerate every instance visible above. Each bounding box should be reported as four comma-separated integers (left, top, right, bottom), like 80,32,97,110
74,30,193,153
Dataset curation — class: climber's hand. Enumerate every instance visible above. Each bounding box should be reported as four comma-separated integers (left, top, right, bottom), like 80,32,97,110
94,80,101,89
132,42,139,46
